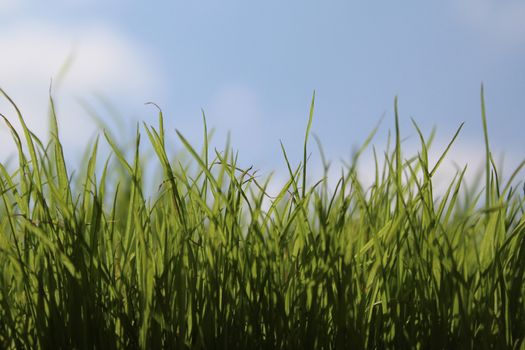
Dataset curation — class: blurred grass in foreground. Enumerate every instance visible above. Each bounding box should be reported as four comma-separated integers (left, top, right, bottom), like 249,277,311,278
0,87,524,349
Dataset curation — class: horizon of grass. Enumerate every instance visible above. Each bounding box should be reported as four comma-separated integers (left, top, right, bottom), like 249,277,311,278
0,86,524,349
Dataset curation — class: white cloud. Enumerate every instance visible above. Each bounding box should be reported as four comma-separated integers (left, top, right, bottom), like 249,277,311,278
351,137,523,199
0,0,20,13
454,0,525,49
254,135,524,214
0,21,163,161
1,0,100,13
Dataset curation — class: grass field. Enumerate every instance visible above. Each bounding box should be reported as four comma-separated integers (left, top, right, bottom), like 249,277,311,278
0,87,524,349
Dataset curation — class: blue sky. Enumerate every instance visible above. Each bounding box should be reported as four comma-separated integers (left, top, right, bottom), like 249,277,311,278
1,0,524,187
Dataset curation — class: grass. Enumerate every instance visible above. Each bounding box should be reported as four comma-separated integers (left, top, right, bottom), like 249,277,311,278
0,86,524,349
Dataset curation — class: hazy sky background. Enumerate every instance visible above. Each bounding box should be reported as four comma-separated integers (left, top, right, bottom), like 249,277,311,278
0,0,524,189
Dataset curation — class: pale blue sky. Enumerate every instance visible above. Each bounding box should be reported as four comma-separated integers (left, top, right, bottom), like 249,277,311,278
1,1,524,185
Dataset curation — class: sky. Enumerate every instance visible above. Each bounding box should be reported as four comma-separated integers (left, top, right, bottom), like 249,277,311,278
0,0,524,190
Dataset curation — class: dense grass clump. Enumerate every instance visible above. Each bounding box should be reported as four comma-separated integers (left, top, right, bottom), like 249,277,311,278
0,87,524,349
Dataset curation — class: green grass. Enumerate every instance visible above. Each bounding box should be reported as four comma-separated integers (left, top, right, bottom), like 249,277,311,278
0,87,524,349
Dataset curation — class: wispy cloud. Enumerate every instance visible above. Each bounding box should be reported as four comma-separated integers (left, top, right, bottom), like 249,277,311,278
0,0,20,13
0,21,163,160
352,137,523,197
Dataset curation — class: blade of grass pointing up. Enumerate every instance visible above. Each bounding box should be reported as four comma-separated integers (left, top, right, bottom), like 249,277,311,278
0,88,43,195
481,84,491,210
143,105,187,230
394,96,402,213
303,91,315,199
201,110,209,202
48,89,72,205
